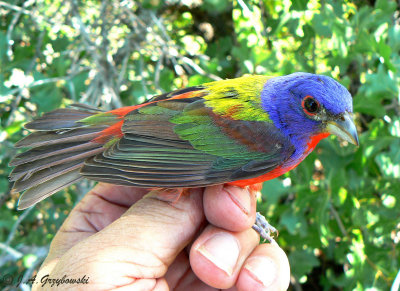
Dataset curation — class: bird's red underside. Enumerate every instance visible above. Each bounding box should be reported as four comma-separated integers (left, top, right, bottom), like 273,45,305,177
229,132,330,188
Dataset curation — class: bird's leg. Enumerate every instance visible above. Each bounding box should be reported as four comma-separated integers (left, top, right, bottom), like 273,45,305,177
252,212,279,243
246,184,279,242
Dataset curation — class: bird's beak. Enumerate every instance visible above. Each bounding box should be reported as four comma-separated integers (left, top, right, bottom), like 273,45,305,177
326,112,359,146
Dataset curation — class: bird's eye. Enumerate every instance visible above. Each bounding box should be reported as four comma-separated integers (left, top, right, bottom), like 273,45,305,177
302,96,320,116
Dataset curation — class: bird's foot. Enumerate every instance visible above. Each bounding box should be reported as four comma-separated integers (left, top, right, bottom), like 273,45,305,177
252,212,278,243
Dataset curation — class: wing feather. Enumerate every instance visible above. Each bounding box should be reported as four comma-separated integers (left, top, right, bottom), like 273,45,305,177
81,86,294,187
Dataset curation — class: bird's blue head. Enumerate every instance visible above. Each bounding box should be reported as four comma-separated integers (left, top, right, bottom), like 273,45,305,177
261,73,358,155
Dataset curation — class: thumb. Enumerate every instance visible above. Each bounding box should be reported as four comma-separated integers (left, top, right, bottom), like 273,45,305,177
45,188,205,289
118,188,206,273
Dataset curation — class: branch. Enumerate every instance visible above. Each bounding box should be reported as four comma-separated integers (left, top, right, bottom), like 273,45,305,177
0,1,32,15
4,69,90,97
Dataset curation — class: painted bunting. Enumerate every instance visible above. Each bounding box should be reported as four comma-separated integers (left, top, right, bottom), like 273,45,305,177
9,72,358,240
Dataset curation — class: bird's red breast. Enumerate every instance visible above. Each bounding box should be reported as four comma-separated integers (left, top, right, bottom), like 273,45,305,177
228,132,331,188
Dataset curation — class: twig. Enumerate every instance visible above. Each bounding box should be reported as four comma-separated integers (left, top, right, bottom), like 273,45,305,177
154,56,163,91
237,0,262,41
312,37,317,73
5,69,90,97
6,29,46,127
392,268,400,291
181,57,221,81
290,275,303,291
149,11,184,76
6,0,29,60
139,56,149,97
329,202,348,237
0,242,23,260
6,207,34,245
18,246,48,290
0,1,32,14
117,46,130,89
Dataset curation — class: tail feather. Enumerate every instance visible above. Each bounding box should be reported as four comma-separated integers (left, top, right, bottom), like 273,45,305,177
15,126,107,148
9,142,98,167
17,169,83,210
12,160,83,193
10,105,110,209
24,109,97,130
10,147,103,182
70,103,103,112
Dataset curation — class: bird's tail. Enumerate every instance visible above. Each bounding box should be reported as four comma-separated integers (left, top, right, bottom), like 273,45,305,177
9,104,111,210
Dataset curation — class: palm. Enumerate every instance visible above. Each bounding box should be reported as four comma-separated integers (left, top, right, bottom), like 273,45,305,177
33,184,289,290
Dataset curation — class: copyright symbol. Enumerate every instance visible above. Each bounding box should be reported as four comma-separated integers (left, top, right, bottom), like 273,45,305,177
2,274,13,285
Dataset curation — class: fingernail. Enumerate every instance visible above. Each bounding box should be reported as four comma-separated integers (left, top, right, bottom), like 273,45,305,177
244,256,277,287
196,233,240,276
224,185,251,215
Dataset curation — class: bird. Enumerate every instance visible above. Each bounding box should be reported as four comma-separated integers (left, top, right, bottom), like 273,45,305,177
9,72,359,240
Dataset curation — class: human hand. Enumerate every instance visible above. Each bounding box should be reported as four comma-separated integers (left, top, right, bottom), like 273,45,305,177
33,183,290,290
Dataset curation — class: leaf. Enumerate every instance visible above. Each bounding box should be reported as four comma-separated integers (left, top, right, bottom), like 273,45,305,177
188,75,212,86
378,39,395,71
375,141,400,178
312,14,332,38
359,64,398,99
0,31,7,64
290,0,309,11
203,0,230,13
353,94,386,117
67,71,89,101
289,250,320,279
280,209,307,235
30,84,63,113
159,69,174,92
261,179,290,205
5,121,24,135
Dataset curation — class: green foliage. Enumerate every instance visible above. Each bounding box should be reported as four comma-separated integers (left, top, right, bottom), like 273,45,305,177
1,0,399,290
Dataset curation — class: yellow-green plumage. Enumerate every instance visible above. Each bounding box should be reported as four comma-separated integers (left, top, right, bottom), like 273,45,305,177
201,75,271,121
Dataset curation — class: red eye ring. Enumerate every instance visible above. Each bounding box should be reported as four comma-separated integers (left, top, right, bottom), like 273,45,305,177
302,96,320,116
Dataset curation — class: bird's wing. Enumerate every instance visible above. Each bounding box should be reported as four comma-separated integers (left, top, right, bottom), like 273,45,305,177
81,78,295,187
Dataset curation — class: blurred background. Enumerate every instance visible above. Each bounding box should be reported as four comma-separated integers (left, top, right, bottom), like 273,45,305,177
0,0,399,290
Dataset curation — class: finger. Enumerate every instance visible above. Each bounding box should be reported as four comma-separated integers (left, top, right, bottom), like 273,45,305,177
203,185,257,232
236,242,290,291
36,183,151,281
44,183,149,260
42,188,206,288
68,182,148,232
189,225,259,289
164,251,216,291
88,182,149,207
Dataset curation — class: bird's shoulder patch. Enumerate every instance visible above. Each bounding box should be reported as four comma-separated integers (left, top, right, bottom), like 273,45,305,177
201,75,271,122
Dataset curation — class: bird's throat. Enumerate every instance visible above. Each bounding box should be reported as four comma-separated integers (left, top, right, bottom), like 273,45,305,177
306,132,330,152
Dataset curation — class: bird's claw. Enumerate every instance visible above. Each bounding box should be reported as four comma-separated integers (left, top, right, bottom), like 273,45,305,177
252,212,278,243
